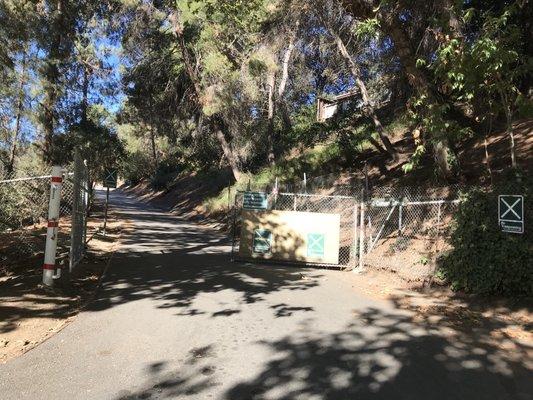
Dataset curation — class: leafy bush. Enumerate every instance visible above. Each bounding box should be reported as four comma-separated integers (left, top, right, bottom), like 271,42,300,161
438,171,532,296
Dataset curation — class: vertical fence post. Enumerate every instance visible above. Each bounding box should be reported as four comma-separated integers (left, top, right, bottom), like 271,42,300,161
429,202,443,286
230,192,239,262
398,203,403,234
43,166,63,287
435,202,442,255
352,197,359,272
82,159,89,248
69,155,81,273
358,189,365,270
303,173,307,194
103,186,110,236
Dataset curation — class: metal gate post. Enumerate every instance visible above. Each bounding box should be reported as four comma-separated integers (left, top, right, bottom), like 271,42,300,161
69,153,81,272
82,160,89,248
358,195,365,270
352,197,359,272
43,166,63,287
230,192,239,262
398,204,403,234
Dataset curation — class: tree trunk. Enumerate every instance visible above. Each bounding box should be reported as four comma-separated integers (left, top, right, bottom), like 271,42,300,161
331,29,396,159
8,51,27,174
42,0,65,164
148,94,158,164
376,11,458,176
170,11,202,101
276,24,297,134
267,71,276,164
501,92,517,168
481,108,494,184
368,137,389,156
171,9,242,181
214,121,242,182
440,0,464,38
433,140,453,179
81,64,90,125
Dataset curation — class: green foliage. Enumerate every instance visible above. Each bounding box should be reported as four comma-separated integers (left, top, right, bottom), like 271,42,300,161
438,171,532,296
405,95,471,175
150,153,184,190
353,18,380,40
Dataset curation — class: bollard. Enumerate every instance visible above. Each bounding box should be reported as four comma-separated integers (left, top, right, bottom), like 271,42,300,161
42,166,63,287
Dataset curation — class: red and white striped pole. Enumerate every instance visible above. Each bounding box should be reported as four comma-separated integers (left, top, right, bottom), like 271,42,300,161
43,166,63,287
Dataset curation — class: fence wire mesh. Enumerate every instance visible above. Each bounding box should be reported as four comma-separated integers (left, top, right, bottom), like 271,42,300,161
0,172,52,257
0,161,89,271
68,153,89,271
231,191,361,269
230,182,461,281
362,186,461,281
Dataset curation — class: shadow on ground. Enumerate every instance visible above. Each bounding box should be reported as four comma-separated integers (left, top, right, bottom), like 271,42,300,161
116,297,532,400
86,193,319,316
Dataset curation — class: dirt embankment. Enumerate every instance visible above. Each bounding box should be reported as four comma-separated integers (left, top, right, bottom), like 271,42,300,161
125,119,532,219
0,204,128,363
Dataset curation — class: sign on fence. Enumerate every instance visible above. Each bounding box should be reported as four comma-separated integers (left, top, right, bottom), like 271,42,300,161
239,210,340,264
307,233,325,258
253,229,272,254
243,192,268,210
103,168,118,189
499,195,524,234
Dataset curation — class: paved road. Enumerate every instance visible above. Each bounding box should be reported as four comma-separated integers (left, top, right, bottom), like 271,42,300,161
1,190,531,400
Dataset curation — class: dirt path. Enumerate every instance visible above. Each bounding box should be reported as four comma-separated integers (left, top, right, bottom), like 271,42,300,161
0,189,531,400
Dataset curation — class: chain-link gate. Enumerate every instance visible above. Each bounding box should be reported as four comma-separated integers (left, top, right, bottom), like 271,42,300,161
67,153,89,271
362,186,460,280
0,158,90,272
231,190,361,269
230,184,460,281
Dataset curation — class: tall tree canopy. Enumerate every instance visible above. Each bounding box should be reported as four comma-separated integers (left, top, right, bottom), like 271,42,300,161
0,0,530,182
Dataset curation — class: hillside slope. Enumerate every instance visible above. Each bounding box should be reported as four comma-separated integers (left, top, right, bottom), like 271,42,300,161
124,118,532,221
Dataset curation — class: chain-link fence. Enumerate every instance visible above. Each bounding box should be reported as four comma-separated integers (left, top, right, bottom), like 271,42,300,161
230,182,461,281
68,153,89,271
0,172,53,257
0,159,90,272
231,190,361,269
362,185,461,281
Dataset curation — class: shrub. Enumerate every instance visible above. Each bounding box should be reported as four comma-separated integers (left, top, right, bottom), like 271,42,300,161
438,171,532,296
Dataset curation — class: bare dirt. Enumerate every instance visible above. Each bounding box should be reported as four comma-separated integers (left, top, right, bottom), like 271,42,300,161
343,267,532,361
0,204,127,363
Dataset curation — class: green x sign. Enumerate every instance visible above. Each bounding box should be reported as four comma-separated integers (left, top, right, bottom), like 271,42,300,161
499,195,524,234
307,233,325,258
253,229,272,254
103,168,118,189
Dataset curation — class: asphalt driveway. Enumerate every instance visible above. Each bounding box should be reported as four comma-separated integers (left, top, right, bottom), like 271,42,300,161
0,189,531,400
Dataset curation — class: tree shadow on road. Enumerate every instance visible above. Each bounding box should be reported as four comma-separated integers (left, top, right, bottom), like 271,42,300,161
86,195,321,317
224,296,532,400
94,193,532,399
110,293,532,400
